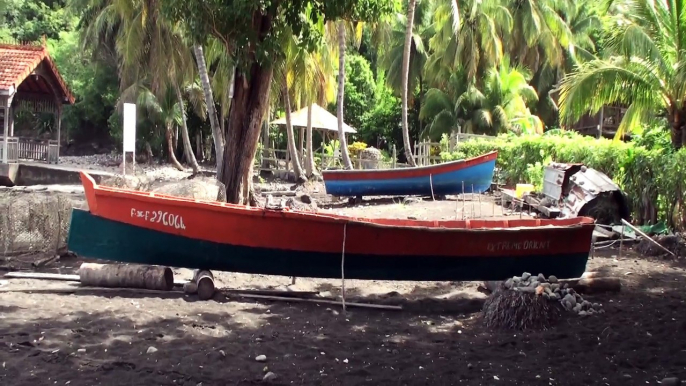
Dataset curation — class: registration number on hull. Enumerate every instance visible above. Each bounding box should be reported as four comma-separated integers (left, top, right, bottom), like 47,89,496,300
131,208,186,230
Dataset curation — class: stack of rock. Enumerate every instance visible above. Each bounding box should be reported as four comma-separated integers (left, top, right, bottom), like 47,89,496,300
503,272,605,316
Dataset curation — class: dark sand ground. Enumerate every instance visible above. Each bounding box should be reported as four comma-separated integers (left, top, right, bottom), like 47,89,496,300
1,195,685,385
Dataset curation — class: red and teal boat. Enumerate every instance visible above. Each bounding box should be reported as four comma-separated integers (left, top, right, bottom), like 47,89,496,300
322,151,498,197
67,172,595,281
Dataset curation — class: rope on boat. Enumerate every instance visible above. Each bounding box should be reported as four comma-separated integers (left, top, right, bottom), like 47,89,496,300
341,222,348,314
429,174,435,201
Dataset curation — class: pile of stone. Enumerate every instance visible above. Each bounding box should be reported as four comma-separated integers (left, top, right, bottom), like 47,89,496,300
503,272,605,316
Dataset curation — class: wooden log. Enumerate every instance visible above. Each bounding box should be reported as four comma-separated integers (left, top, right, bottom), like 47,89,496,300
0,287,184,297
235,293,403,310
223,289,319,298
580,271,611,279
193,270,215,300
559,277,621,293
79,263,174,291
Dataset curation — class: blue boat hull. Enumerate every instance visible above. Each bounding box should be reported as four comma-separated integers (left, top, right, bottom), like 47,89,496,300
324,159,496,197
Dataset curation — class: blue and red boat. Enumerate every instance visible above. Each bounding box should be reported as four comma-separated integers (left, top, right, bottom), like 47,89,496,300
66,171,596,281
322,151,498,197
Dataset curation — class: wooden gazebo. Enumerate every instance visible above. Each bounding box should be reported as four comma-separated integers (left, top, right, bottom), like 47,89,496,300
0,39,74,164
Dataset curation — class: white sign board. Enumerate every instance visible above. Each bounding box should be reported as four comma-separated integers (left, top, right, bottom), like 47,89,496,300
123,103,136,152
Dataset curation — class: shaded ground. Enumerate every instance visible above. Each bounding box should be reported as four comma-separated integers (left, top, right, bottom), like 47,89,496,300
3,254,686,384
1,187,686,385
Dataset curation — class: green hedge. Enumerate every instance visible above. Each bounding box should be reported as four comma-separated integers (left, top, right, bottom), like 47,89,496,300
442,132,686,230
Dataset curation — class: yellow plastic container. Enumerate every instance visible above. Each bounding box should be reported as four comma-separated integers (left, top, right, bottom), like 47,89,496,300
515,183,535,198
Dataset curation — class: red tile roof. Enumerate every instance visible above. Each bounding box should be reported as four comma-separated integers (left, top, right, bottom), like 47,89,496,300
0,42,75,104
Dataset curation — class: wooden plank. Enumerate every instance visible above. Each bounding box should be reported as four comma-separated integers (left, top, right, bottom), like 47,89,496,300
4,272,80,281
234,293,402,310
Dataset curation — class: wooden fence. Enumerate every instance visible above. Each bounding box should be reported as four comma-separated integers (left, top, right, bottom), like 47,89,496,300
0,137,58,164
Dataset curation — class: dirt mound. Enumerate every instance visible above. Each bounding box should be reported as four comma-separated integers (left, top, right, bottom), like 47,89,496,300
635,234,686,257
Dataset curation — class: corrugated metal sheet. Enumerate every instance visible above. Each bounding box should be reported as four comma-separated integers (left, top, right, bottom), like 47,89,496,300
561,166,630,223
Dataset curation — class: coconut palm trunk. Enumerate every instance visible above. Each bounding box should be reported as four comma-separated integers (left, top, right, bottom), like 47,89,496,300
174,83,200,174
284,86,306,182
193,44,225,173
401,0,417,167
165,123,184,171
336,20,354,170
305,104,317,177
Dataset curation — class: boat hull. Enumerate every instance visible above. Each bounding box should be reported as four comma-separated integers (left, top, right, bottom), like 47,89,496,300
68,209,591,281
322,151,497,197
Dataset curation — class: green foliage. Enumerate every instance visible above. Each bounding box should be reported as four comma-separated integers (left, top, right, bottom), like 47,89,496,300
557,0,686,147
1,0,71,42
162,0,395,75
330,53,376,130
444,130,686,229
359,80,401,144
47,28,119,140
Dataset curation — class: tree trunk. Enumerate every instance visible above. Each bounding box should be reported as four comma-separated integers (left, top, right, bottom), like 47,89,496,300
401,0,418,167
219,62,273,204
305,104,317,177
145,141,153,164
283,86,306,182
193,44,225,173
336,20,354,170
175,83,200,174
166,123,184,171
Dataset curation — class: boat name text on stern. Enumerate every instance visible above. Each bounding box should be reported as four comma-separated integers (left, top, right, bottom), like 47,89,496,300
130,208,187,230
487,240,551,252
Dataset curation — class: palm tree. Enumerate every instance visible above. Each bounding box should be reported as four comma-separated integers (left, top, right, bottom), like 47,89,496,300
382,0,432,96
425,0,511,87
193,44,225,173
73,0,201,171
401,0,419,166
558,0,686,148
335,19,354,169
420,60,541,138
125,85,185,170
290,41,337,178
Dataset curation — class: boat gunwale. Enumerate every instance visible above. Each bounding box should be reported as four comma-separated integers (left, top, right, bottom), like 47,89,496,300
82,172,596,233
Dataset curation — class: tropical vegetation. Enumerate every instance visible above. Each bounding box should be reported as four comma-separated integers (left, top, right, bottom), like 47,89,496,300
2,0,684,219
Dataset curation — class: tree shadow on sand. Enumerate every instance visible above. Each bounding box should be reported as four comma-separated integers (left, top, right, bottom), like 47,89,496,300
3,250,686,385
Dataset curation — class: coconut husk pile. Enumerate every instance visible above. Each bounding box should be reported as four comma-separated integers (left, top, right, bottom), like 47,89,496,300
482,286,563,330
482,272,607,330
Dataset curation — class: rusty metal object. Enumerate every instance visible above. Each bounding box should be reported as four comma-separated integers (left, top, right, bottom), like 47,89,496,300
542,162,583,201
561,166,630,224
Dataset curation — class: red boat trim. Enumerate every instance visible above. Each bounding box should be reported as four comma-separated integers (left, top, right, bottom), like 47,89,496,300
79,172,595,258
322,151,498,181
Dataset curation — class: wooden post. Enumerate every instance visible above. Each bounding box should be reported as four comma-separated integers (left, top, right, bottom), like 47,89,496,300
2,102,8,164
78,263,174,291
392,145,397,169
8,103,13,137
341,222,348,314
55,106,62,163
